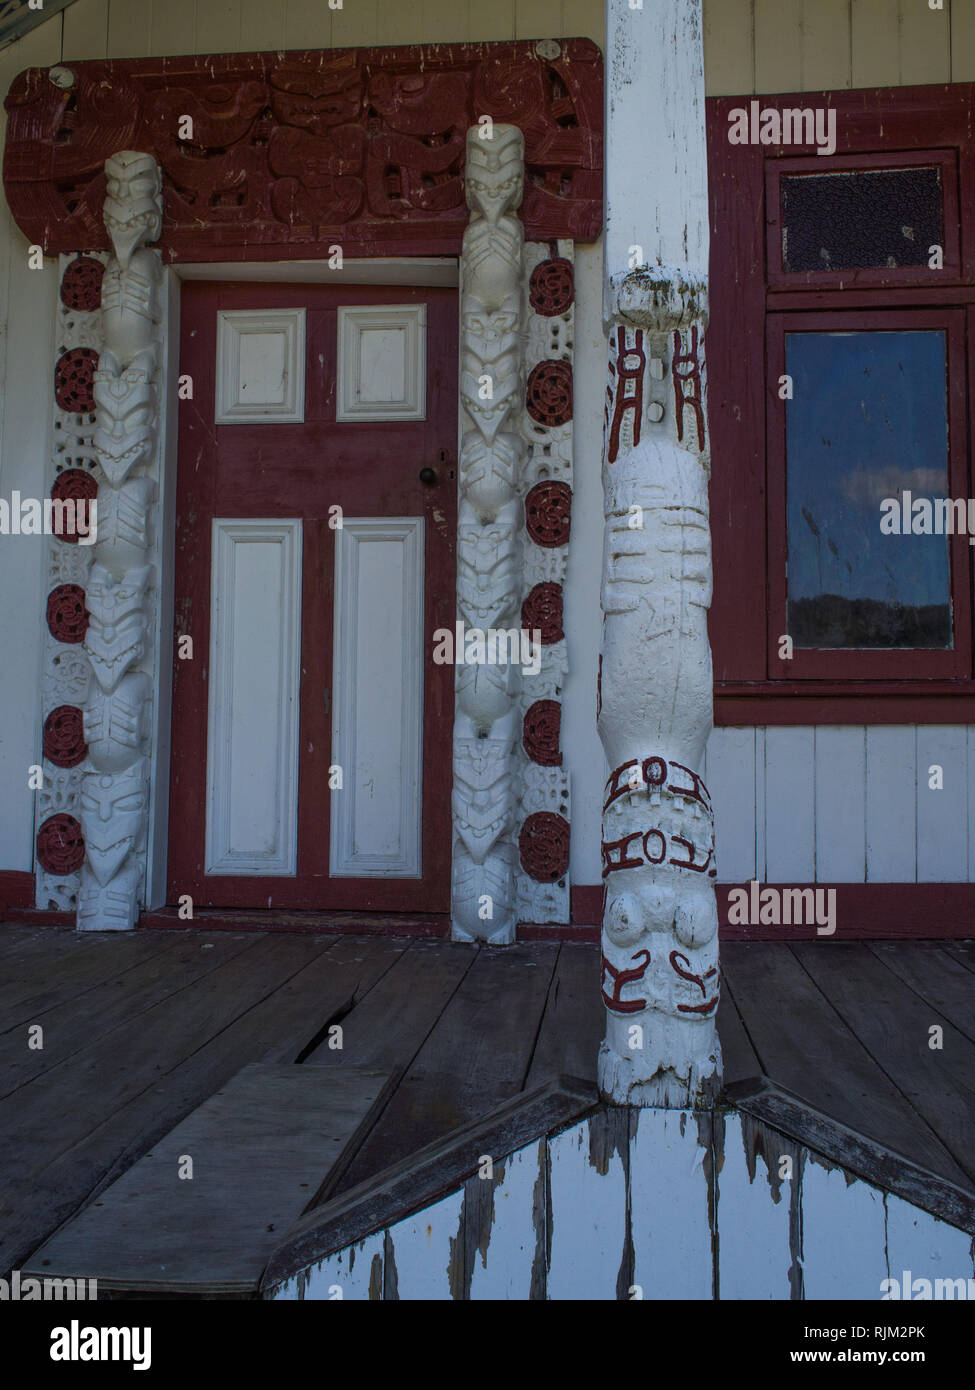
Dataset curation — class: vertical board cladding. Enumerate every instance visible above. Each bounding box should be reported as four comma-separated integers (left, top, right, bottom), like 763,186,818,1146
517,239,575,925
267,1105,974,1300
702,0,956,95
708,725,975,886
55,0,608,65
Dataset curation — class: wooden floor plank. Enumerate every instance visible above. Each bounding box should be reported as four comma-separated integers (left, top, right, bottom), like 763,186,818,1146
525,945,602,1090
0,933,321,1188
334,942,559,1193
304,938,475,1071
0,935,405,1273
868,943,975,1045
721,943,971,1188
944,942,975,975
792,942,975,1185
0,932,255,1099
0,931,141,1025
716,981,763,1084
25,1064,398,1293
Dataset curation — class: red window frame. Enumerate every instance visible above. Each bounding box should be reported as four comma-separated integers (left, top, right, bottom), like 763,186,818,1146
765,148,962,291
706,83,975,726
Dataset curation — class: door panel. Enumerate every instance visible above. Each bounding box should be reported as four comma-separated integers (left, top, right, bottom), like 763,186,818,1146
167,282,457,912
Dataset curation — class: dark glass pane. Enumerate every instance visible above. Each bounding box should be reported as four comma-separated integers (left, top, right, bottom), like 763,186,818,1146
785,330,951,649
781,167,943,272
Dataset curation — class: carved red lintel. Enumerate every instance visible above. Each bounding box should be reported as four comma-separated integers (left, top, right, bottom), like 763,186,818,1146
3,41,604,260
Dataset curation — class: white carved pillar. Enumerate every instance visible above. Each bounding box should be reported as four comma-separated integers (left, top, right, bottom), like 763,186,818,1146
597,0,721,1105
77,152,163,929
451,125,526,944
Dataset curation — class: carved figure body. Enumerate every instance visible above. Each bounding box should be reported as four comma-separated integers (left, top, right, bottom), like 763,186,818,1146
597,266,720,1107
451,126,526,944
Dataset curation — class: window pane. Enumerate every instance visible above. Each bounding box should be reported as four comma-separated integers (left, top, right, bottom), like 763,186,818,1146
781,168,943,272
785,330,951,649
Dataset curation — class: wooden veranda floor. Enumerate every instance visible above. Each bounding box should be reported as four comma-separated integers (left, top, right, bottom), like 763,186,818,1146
0,923,972,1278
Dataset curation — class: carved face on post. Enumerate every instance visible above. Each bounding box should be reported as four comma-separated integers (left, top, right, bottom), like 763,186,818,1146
80,761,148,885
104,152,163,270
465,126,525,223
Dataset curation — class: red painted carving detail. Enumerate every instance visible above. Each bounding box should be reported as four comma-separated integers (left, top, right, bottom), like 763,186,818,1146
36,813,86,874
602,825,716,879
43,705,88,768
528,255,574,316
601,949,651,1014
3,43,603,258
518,811,570,882
670,950,720,1015
604,755,712,814
605,325,645,464
596,653,602,719
525,480,572,548
673,326,705,451
50,469,99,544
526,360,573,427
54,348,98,414
523,699,562,766
60,255,104,311
521,581,563,645
46,584,89,644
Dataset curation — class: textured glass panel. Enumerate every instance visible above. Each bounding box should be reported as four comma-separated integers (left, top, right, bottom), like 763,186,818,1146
786,330,951,649
781,168,943,272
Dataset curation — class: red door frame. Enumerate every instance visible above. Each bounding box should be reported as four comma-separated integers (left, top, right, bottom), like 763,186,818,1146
166,280,457,913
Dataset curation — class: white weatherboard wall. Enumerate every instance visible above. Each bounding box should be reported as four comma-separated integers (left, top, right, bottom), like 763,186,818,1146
330,519,425,879
268,1107,975,1301
704,726,975,884
205,520,302,876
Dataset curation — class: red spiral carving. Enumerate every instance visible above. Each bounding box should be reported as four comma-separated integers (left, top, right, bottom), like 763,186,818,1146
519,811,570,882
46,584,89,644
51,469,98,544
521,582,563,645
36,813,86,874
526,360,573,427
54,347,98,414
43,705,88,769
523,700,562,767
525,480,572,548
60,256,105,312
528,257,574,316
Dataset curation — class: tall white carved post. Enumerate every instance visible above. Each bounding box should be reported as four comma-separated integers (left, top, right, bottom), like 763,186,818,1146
77,152,163,929
451,126,526,944
597,0,721,1105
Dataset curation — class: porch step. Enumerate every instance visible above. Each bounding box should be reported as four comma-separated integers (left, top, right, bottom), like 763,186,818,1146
24,1063,396,1296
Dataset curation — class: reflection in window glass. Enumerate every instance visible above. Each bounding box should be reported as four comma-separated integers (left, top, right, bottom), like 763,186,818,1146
785,330,951,648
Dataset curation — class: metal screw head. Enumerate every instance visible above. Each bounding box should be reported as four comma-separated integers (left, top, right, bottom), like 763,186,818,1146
48,66,76,90
535,39,561,61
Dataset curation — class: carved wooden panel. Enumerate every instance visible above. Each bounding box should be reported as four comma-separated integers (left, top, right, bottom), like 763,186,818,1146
3,41,603,261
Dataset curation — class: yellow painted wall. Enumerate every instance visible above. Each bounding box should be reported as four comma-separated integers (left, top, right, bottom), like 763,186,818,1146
4,0,971,89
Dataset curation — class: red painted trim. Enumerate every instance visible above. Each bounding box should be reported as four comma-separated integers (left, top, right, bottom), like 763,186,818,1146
140,909,449,937
716,688,975,724
571,883,604,925
0,870,36,913
3,909,74,926
518,922,599,942
765,148,962,291
2,42,604,259
718,883,975,940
